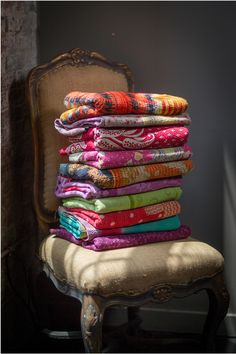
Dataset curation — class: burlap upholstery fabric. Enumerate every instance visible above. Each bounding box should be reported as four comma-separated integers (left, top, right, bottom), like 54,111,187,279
40,236,224,296
37,65,129,212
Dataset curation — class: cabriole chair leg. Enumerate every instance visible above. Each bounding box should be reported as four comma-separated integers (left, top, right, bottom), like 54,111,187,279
202,273,230,352
80,294,105,353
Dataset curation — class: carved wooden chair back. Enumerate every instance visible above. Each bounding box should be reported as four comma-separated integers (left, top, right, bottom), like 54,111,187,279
27,48,134,234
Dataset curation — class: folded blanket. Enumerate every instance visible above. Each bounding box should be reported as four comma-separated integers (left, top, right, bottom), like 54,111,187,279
61,91,188,124
67,126,189,151
65,145,192,169
55,176,182,199
53,211,181,239
64,200,181,229
55,113,191,136
62,186,182,213
59,160,193,189
50,225,191,251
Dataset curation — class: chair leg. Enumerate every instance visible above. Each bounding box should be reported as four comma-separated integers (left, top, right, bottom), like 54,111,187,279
80,294,105,353
127,307,142,335
202,272,230,352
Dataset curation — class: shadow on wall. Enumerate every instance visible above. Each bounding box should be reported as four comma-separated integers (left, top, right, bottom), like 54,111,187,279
1,78,39,351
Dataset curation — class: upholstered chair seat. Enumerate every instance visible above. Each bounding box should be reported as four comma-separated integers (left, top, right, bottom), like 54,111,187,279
40,236,224,297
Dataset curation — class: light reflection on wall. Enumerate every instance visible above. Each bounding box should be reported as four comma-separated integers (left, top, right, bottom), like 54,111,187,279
223,141,236,336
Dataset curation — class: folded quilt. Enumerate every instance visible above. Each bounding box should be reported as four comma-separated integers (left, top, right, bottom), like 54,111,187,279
62,186,182,213
65,145,192,169
55,113,191,136
55,176,182,199
54,211,181,239
61,91,188,124
50,225,191,251
67,126,189,151
59,160,193,189
64,200,181,229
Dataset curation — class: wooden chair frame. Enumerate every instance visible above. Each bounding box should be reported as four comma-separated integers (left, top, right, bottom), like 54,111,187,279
27,48,229,353
27,48,133,228
43,262,229,352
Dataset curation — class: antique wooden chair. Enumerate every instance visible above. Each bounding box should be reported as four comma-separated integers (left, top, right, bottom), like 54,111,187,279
27,48,229,353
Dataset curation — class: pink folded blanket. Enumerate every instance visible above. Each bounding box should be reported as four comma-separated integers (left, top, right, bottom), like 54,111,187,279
67,126,189,151
64,200,181,229
63,145,192,169
50,225,191,251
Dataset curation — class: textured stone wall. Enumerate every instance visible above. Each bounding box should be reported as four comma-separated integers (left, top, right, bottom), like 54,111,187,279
1,2,38,350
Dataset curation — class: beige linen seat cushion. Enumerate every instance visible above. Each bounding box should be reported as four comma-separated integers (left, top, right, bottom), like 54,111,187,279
40,236,224,297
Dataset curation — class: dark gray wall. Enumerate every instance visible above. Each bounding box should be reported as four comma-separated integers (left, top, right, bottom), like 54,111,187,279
38,1,236,331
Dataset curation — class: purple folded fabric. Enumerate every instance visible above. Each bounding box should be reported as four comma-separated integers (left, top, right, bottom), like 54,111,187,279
55,175,182,199
54,113,191,136
50,225,191,251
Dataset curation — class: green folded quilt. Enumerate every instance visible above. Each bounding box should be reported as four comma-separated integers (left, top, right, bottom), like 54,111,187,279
62,186,182,213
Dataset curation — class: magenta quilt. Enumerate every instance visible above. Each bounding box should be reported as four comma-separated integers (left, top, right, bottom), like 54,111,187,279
63,145,192,169
50,225,191,251
65,126,189,151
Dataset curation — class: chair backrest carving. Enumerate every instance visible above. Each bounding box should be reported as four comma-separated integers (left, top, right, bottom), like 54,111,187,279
27,48,134,231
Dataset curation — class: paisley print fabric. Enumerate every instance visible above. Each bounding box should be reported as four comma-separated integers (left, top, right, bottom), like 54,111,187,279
64,200,181,229
55,176,182,199
61,91,188,124
67,126,189,151
62,186,182,213
54,113,191,136
65,145,192,169
59,160,193,189
50,225,191,251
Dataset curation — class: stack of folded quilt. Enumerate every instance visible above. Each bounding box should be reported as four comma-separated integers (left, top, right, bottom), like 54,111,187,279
50,91,193,251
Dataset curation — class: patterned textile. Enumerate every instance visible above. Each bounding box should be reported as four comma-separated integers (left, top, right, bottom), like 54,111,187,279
50,225,191,251
54,113,191,136
61,91,188,124
64,200,181,229
52,214,181,240
66,145,192,169
55,176,182,199
67,126,189,151
59,160,193,189
62,186,182,213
